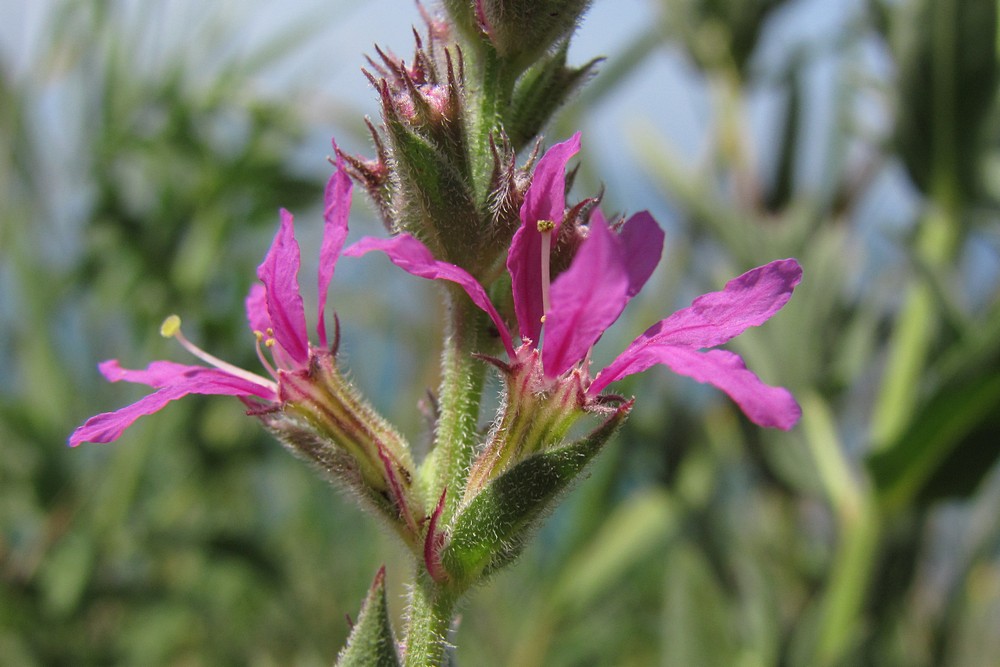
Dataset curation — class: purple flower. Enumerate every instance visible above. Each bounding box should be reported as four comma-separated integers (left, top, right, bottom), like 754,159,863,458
345,133,802,430
69,154,354,446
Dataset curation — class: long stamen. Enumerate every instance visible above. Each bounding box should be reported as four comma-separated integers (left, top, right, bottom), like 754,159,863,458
253,330,279,380
161,315,277,392
537,219,555,322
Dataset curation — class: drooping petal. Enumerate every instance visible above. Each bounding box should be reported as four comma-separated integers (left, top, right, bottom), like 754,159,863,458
641,259,803,349
317,145,352,347
257,209,310,365
595,345,799,429
507,133,581,344
543,214,630,377
69,364,276,446
344,234,515,356
618,211,664,297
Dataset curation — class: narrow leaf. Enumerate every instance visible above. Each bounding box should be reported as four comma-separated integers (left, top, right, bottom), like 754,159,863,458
441,401,632,588
335,567,401,667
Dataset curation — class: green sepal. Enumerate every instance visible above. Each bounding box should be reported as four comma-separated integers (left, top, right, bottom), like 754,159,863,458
507,45,601,150
384,118,484,271
335,566,401,667
440,401,632,590
261,413,422,553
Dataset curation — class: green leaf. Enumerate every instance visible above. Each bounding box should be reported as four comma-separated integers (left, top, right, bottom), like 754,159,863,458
441,402,631,589
335,567,401,667
868,371,1000,514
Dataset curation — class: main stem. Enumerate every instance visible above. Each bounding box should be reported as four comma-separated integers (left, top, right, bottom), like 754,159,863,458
423,285,491,522
402,570,459,666
405,287,491,664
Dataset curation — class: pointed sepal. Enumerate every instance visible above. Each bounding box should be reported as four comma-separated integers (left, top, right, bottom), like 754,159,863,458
335,567,401,667
508,45,602,149
440,400,632,590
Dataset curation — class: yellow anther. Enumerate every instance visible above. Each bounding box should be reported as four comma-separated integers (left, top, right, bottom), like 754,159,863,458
160,314,182,338
264,338,275,348
536,219,555,233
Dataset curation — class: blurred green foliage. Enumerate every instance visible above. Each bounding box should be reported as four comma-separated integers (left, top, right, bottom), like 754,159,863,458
2,0,1000,665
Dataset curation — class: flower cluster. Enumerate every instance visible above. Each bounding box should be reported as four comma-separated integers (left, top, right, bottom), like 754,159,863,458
68,11,805,666
71,131,801,579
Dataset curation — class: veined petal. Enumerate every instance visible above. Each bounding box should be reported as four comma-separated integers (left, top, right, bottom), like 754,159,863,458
344,234,515,356
642,259,802,349
508,133,581,344
257,209,310,365
68,365,276,446
317,145,352,347
543,214,629,377
618,211,664,297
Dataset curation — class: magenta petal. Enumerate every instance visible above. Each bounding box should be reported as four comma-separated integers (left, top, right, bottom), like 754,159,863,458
257,209,310,365
521,132,582,229
344,234,515,356
594,346,800,429
508,133,582,344
646,259,802,348
543,215,630,377
244,283,271,335
317,146,352,347
618,211,664,297
99,359,213,388
68,367,275,446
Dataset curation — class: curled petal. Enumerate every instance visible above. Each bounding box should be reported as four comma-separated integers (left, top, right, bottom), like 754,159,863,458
543,215,629,377
257,209,310,365
344,234,515,356
593,346,800,430
643,259,803,349
317,145,352,347
69,365,275,446
508,133,581,344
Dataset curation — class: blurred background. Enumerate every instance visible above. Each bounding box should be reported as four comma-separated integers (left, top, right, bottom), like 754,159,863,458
2,0,999,664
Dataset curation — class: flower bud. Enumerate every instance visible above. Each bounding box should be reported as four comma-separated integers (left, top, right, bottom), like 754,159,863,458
476,0,594,72
260,351,424,548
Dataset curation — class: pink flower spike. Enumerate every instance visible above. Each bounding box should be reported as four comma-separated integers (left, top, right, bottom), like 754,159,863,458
317,145,353,348
257,209,310,365
68,364,276,446
344,234,515,357
508,133,582,344
543,214,630,378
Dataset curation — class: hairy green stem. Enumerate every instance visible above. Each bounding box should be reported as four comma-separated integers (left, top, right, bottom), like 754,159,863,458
402,570,459,666
424,286,491,522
